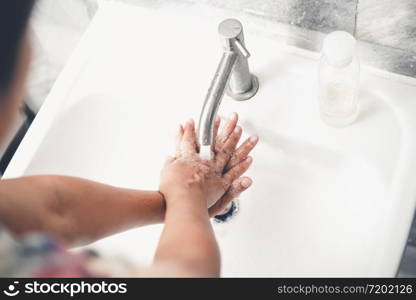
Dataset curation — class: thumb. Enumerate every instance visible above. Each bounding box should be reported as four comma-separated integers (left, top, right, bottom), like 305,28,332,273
163,155,175,167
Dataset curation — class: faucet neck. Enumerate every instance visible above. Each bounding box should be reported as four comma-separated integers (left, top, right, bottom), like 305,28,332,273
197,19,259,154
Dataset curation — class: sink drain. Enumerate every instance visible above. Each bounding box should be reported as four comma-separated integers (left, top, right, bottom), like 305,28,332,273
213,200,239,223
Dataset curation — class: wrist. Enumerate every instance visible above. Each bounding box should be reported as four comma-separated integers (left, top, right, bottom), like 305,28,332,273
162,189,208,214
153,190,166,223
132,190,166,224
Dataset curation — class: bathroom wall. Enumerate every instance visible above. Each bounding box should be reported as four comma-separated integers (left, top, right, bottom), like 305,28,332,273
356,0,416,52
184,0,416,78
355,0,416,83
183,0,358,34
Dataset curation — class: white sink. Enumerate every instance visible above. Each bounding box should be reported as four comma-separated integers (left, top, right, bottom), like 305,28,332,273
5,3,416,276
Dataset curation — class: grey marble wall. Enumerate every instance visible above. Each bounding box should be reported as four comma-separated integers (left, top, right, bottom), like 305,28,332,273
356,0,416,52
184,0,416,53
356,0,416,79
185,0,358,33
180,0,416,78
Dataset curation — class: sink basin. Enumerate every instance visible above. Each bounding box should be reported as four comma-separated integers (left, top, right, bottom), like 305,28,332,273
5,2,416,276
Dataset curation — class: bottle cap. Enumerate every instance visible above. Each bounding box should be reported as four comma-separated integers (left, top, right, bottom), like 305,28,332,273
322,31,356,67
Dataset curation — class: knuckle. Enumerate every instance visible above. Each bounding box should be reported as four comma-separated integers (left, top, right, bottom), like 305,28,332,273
219,137,227,145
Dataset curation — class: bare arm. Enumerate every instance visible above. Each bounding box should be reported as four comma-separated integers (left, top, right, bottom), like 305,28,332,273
0,114,257,271
0,175,164,246
154,191,220,277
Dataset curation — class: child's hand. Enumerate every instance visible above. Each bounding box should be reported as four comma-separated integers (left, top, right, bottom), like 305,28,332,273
209,113,259,216
159,113,258,215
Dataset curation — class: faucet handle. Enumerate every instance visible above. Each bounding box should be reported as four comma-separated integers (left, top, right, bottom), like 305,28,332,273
217,18,259,101
218,19,250,58
234,39,250,58
218,19,245,51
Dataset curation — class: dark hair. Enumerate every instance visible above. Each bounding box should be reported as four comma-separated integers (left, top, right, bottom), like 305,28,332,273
0,0,35,93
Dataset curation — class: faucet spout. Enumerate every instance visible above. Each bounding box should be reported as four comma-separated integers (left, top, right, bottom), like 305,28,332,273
198,19,259,159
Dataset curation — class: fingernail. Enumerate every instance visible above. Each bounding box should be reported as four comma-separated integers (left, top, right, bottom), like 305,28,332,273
230,112,237,121
234,126,242,134
246,156,253,163
241,178,252,188
187,119,194,126
250,135,258,142
215,116,221,123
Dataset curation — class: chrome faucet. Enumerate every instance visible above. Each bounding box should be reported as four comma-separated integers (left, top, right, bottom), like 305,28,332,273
198,19,259,159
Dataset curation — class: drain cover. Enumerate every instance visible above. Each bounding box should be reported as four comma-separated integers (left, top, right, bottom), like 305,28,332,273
214,201,239,223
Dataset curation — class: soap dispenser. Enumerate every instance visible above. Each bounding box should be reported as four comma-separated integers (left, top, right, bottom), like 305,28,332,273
319,31,360,127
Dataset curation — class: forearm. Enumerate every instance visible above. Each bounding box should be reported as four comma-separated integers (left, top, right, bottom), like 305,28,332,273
0,175,165,246
153,193,220,277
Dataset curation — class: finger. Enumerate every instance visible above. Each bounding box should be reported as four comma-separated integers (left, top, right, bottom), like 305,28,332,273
223,156,253,183
211,116,221,152
181,119,198,157
215,112,238,153
209,177,252,217
175,124,184,157
226,135,259,171
215,125,242,173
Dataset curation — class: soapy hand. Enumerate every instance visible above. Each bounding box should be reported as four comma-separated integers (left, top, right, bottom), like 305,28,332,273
159,113,258,216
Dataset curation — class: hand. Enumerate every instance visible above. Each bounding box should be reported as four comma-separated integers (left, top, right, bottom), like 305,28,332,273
159,113,258,215
209,113,259,216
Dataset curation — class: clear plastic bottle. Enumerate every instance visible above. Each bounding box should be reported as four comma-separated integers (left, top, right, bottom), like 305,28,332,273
319,31,360,127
